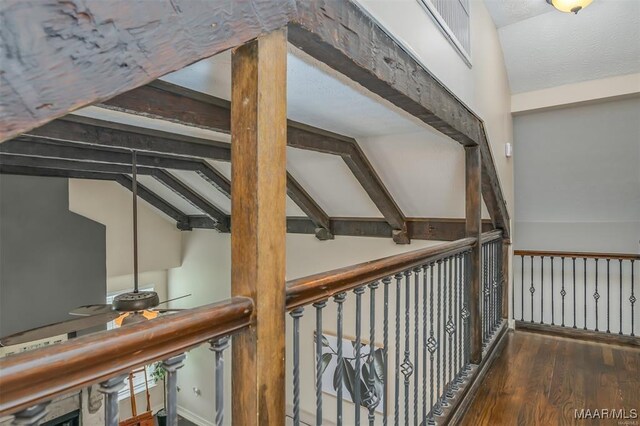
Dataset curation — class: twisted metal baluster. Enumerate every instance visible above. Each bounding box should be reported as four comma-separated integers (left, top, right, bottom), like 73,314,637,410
335,292,347,425
427,263,437,425
210,336,230,426
619,259,623,335
413,267,420,426
11,403,49,426
440,258,449,407
540,256,544,325
521,255,525,321
445,256,455,400
463,251,472,374
367,282,380,426
594,259,600,331
402,270,413,426
583,258,587,330
631,260,636,336
451,254,461,390
291,308,304,426
99,375,127,426
551,257,555,326
530,256,535,323
354,286,365,425
394,273,403,426
573,257,577,328
483,244,488,342
421,264,428,422
432,261,443,417
606,259,611,333
454,254,465,387
561,257,566,327
313,300,327,425
383,277,391,426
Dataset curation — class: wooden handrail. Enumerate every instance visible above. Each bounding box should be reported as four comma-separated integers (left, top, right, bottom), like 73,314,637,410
514,250,640,261
286,237,476,310
480,230,503,243
0,297,253,417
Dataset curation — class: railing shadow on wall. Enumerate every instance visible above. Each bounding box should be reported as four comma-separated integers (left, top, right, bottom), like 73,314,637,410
0,232,507,426
512,250,639,347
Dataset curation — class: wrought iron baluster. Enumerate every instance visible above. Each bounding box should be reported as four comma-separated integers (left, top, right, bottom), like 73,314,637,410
291,307,304,426
432,261,443,417
210,336,230,426
402,271,412,426
530,256,535,323
606,259,611,333
521,255,524,321
421,264,428,422
454,254,464,388
483,244,488,342
540,256,544,325
382,277,391,426
561,257,566,327
313,300,327,425
619,259,623,335
354,286,365,426
367,282,380,426
551,257,555,326
573,257,577,328
583,258,587,330
445,256,456,400
99,375,126,426
440,258,449,407
594,259,600,331
394,273,402,426
335,292,347,425
163,354,186,426
631,260,636,336
413,267,420,426
427,263,437,425
450,254,460,392
463,251,472,375
11,403,49,426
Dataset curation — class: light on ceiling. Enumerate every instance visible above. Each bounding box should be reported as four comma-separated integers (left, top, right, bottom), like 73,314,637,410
546,0,593,14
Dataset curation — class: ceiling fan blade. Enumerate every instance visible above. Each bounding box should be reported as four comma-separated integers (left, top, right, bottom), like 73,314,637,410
156,294,192,306
0,312,121,347
154,309,185,313
69,304,114,316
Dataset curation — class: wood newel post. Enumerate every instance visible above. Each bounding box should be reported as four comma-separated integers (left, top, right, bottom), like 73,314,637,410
230,28,287,426
465,145,482,364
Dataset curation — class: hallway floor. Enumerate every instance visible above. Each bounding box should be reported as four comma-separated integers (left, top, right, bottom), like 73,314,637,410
460,331,639,425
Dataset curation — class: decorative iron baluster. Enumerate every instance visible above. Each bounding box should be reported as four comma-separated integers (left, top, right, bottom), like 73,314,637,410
445,256,456,400
619,259,623,335
521,255,524,321
11,403,49,426
530,256,535,323
583,258,587,330
402,271,412,426
367,282,380,426
454,254,464,387
550,257,555,326
354,286,365,425
163,354,186,426
394,273,402,426
440,258,449,407
450,254,460,392
512,255,515,320
413,267,420,426
483,244,489,342
382,276,391,426
291,307,304,426
573,257,577,328
210,336,230,426
463,251,472,375
540,256,544,325
561,257,566,327
427,263,438,425
99,375,126,426
335,292,347,425
313,300,327,425
432,261,443,417
606,259,611,333
594,259,600,331
421,264,428,422
631,260,636,336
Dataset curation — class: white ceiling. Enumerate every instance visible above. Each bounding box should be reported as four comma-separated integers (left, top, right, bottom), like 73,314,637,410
484,0,640,93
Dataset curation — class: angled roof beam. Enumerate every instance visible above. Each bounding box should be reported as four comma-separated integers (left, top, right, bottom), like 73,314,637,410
102,81,408,242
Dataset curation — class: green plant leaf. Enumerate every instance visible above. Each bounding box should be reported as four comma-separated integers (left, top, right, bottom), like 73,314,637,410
373,348,385,381
342,359,357,402
320,353,332,376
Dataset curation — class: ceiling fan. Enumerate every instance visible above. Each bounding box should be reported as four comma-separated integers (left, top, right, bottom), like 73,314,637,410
0,151,190,347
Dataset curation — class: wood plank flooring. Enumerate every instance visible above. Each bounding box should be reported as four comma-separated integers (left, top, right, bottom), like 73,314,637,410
461,331,639,425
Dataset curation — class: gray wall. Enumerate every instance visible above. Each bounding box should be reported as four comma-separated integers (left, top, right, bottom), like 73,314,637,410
514,96,640,252
0,175,106,337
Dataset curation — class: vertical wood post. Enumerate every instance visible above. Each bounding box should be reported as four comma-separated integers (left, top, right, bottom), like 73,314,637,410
465,146,482,364
230,29,287,426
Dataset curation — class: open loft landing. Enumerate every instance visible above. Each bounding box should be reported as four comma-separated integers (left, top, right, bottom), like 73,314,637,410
1,0,638,426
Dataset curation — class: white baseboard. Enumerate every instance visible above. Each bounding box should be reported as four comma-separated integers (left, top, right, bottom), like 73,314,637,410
177,406,214,426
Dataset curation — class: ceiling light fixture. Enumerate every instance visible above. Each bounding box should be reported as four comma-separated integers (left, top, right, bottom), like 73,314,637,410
546,0,593,14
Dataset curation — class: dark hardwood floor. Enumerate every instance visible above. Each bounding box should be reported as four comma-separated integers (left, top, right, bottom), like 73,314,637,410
461,330,639,425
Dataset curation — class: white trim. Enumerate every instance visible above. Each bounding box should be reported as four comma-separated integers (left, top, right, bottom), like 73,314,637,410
177,406,214,426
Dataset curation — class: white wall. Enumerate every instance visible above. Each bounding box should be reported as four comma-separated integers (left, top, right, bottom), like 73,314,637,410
68,179,182,277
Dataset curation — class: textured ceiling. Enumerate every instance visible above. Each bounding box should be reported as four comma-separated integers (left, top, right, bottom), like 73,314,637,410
484,0,640,93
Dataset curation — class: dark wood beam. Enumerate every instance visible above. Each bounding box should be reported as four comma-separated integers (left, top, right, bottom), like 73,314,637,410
0,0,295,141
288,0,510,239
285,173,332,240
103,83,409,242
152,170,229,232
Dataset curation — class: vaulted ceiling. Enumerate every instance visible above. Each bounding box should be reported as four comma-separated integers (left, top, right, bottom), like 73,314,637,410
484,0,640,93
